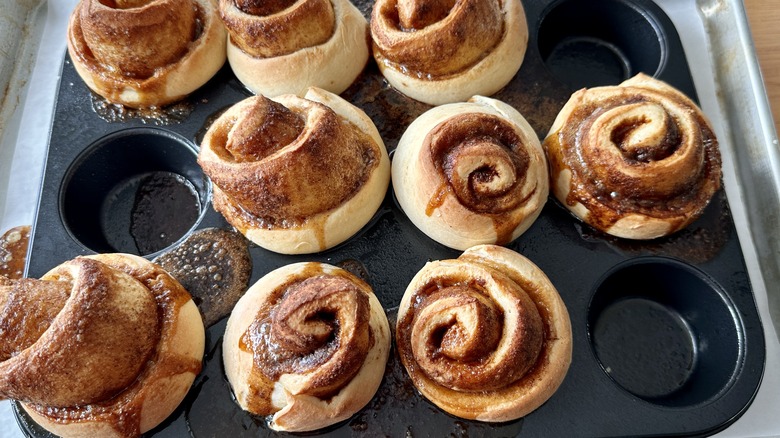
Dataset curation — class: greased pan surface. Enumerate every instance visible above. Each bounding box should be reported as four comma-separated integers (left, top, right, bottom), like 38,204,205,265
18,0,765,436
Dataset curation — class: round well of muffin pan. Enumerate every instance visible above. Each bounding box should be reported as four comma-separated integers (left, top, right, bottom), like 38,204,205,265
18,0,765,436
537,0,667,89
588,257,743,407
60,128,209,257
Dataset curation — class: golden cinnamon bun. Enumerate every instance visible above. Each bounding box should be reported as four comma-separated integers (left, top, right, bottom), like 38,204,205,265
219,0,369,96
198,87,390,254
392,95,548,250
370,0,527,105
543,73,722,240
396,244,571,422
223,262,390,432
67,0,227,108
0,253,205,438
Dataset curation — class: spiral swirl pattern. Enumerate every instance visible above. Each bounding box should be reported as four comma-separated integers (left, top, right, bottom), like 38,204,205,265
0,254,204,437
396,245,571,422
223,262,390,432
543,74,722,239
67,0,226,108
392,96,548,250
198,88,390,254
370,0,527,104
219,0,369,96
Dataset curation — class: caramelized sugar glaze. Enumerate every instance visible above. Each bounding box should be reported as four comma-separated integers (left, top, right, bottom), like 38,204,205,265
0,226,30,280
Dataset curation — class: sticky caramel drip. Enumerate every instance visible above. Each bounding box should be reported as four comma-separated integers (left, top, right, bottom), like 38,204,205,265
240,265,372,415
371,0,504,78
219,0,335,58
0,226,30,280
397,271,543,393
547,79,722,230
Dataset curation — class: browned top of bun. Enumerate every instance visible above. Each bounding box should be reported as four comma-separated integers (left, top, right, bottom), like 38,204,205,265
371,0,504,78
219,0,335,58
544,74,722,236
0,258,160,407
75,0,197,79
396,245,571,422
0,254,203,437
198,94,383,230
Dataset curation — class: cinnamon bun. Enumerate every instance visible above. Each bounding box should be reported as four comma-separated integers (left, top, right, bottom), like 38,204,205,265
223,262,390,432
0,254,205,437
66,0,227,108
370,0,527,105
543,73,722,239
396,244,571,422
198,87,390,254
219,0,369,96
392,95,548,250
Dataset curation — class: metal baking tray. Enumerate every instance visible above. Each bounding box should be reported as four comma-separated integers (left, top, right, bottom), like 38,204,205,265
9,0,780,436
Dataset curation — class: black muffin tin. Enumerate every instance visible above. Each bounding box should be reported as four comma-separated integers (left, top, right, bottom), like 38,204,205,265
18,0,765,436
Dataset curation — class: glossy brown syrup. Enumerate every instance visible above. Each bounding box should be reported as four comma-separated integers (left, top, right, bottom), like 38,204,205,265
154,228,252,327
0,226,30,280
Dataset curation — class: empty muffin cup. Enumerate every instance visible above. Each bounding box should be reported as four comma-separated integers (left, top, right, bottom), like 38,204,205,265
537,0,666,89
587,257,744,407
61,127,209,256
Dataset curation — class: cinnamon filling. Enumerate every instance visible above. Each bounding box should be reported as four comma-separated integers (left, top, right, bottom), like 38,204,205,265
398,272,544,393
425,113,530,214
239,265,372,414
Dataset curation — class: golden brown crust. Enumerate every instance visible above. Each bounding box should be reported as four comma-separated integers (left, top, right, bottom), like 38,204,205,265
392,96,548,250
220,0,369,96
219,0,334,58
370,0,527,105
542,73,722,240
223,262,390,432
198,87,390,254
396,245,571,422
0,254,204,438
67,0,227,108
